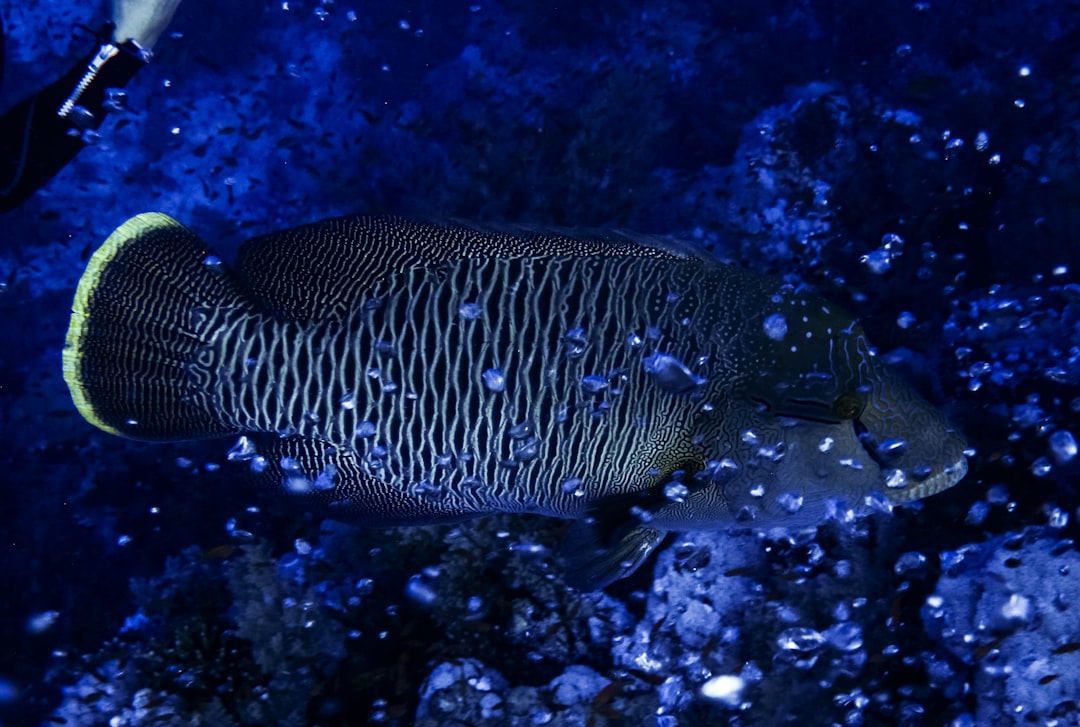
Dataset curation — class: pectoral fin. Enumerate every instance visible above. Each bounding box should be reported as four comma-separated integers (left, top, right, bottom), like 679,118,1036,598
562,520,665,591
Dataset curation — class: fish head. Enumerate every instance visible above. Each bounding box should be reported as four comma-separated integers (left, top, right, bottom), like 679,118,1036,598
757,295,968,498
650,292,968,530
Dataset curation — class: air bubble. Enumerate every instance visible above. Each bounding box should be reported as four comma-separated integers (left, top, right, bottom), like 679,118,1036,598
560,477,584,496
405,574,438,606
861,249,892,274
894,551,927,575
865,491,894,514
763,313,788,341
512,439,539,462
581,374,608,393
508,540,550,557
884,469,908,489
756,444,784,462
284,475,312,494
227,436,258,462
564,327,588,359
27,611,61,634
458,301,483,320
1031,457,1052,477
313,466,335,490
412,480,445,501
482,368,506,392
508,421,534,440
878,439,907,457
1000,593,1030,624
643,352,706,393
824,622,863,652
66,105,96,129
881,232,904,250
664,482,690,503
776,492,804,513
1049,430,1077,464
718,458,739,474
465,595,487,620
700,674,745,707
776,626,825,653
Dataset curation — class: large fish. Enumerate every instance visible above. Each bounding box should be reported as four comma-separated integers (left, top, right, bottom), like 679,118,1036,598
63,213,969,588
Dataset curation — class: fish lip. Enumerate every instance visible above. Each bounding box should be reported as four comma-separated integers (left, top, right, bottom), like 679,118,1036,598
885,455,969,504
855,417,970,503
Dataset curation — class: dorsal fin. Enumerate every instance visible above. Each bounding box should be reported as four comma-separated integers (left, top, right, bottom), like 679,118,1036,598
234,216,700,322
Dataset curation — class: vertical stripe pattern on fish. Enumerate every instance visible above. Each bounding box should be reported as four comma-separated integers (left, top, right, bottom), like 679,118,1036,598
63,214,969,588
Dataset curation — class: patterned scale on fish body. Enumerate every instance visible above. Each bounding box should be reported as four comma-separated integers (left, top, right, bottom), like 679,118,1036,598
63,214,969,589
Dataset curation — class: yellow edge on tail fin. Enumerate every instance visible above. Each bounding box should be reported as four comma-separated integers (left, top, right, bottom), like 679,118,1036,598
62,212,185,437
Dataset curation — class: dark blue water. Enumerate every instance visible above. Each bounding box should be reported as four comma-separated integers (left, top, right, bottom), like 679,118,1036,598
2,1,1078,724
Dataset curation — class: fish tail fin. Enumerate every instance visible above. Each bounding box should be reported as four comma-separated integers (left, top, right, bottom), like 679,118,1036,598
63,213,248,441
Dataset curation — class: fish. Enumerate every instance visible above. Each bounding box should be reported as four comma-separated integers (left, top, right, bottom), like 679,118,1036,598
62,213,969,589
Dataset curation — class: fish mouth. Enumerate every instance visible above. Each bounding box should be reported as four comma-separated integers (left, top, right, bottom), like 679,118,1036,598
885,455,969,504
851,417,969,504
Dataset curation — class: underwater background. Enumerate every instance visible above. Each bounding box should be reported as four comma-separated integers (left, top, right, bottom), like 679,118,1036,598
2,0,1080,724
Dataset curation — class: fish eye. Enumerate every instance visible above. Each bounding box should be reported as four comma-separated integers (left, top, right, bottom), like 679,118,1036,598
833,391,864,420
